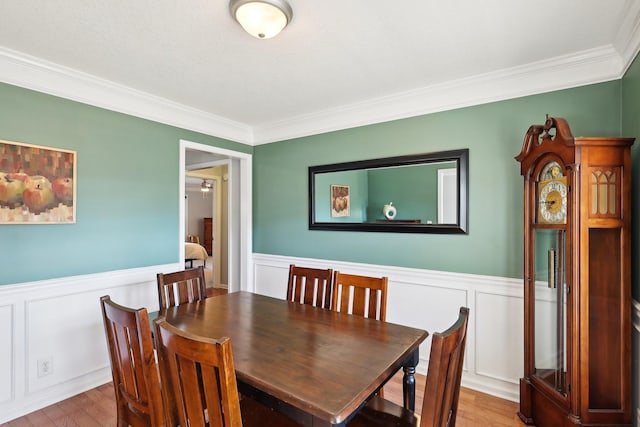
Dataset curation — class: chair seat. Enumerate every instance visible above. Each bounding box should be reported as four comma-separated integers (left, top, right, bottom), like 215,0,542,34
347,396,419,427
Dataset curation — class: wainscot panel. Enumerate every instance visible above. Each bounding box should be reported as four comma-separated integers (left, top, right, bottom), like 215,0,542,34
252,252,523,402
0,262,179,424
475,291,523,384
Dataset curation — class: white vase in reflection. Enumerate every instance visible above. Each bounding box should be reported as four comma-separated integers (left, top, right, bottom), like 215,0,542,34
382,202,397,220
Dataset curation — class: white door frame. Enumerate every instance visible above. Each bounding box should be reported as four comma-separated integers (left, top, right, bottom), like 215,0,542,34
179,140,253,293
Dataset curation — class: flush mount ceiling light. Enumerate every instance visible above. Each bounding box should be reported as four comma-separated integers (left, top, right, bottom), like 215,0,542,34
229,0,293,39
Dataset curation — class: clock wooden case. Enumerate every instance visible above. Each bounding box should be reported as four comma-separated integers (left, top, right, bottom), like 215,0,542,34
515,117,633,427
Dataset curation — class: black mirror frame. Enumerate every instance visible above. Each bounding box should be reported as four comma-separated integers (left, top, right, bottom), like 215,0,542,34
308,149,468,234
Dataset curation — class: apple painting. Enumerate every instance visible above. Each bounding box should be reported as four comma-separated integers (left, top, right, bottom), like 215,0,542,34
333,196,347,213
0,172,28,207
52,176,73,206
22,175,55,214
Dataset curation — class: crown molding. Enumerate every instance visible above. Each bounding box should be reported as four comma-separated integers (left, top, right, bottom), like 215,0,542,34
0,47,253,144
252,45,624,144
614,0,640,73
1,19,639,147
255,2,640,144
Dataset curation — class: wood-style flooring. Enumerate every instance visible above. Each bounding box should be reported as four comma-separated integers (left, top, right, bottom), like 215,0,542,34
2,288,526,426
2,374,524,426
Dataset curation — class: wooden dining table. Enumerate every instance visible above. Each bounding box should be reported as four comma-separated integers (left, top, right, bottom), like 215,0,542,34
155,291,428,427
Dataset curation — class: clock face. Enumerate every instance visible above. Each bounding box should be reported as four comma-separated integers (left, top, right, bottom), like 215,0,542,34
538,179,567,224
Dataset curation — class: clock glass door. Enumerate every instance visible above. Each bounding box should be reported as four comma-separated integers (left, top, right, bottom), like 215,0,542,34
533,228,567,394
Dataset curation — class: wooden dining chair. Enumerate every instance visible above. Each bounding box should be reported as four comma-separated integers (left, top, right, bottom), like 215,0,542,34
332,271,389,397
331,271,388,321
100,295,166,427
156,266,207,309
347,307,470,427
287,264,334,309
153,318,303,427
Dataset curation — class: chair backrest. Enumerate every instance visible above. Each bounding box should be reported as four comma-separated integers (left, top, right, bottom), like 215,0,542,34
420,307,470,427
287,264,334,309
154,318,243,427
157,266,207,309
100,295,165,427
331,271,388,321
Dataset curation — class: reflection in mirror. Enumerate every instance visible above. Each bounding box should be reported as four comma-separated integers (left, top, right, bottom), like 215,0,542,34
309,149,468,234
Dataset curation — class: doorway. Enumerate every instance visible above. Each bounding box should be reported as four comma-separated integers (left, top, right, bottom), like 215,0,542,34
185,166,226,287
179,140,253,293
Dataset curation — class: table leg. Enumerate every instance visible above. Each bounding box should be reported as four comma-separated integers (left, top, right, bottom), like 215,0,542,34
402,349,420,411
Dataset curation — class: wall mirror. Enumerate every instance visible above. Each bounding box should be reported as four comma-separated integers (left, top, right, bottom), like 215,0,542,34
309,149,468,234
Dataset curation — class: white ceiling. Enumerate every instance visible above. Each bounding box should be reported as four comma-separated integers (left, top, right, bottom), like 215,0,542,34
1,1,639,145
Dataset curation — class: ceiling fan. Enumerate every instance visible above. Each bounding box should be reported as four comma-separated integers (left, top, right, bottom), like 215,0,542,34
200,179,213,192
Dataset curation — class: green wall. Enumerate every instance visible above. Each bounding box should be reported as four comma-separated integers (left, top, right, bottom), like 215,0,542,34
2,72,634,286
622,53,640,300
253,82,622,279
0,82,251,285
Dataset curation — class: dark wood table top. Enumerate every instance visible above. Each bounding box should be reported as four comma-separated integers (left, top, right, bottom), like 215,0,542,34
157,291,428,426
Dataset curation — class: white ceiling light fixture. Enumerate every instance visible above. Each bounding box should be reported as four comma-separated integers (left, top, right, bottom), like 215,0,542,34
230,0,293,39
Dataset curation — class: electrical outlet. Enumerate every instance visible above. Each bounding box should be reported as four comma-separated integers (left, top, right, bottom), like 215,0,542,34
37,357,53,378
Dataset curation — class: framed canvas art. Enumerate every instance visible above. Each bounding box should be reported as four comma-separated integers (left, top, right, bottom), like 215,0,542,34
0,140,76,224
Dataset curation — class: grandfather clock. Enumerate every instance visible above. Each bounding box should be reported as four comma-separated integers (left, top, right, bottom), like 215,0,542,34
515,117,633,427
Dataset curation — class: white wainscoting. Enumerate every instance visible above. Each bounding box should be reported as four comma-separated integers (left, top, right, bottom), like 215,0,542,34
3,255,638,424
0,263,179,424
252,253,525,402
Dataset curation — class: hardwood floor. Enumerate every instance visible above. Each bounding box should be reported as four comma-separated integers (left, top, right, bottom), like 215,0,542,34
2,382,117,427
2,372,524,426
2,288,526,426
384,371,524,427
